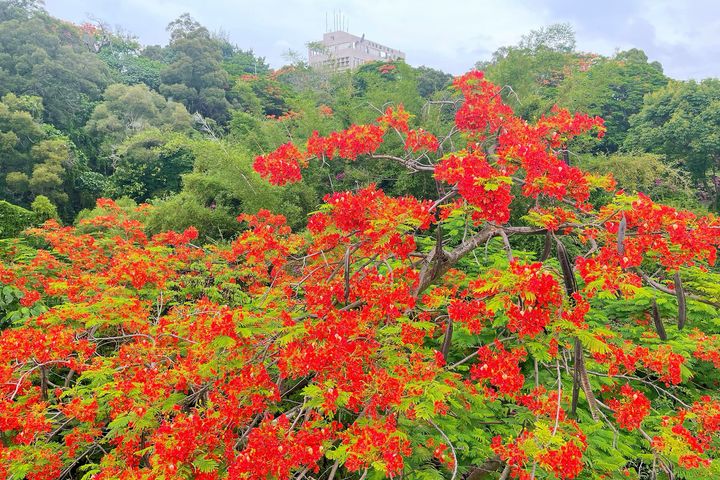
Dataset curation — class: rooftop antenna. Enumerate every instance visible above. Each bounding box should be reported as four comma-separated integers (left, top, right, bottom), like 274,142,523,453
329,10,349,32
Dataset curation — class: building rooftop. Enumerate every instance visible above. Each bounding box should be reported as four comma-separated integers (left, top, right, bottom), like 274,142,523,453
308,30,405,71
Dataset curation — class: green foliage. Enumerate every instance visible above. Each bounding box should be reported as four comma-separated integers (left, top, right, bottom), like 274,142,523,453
160,14,231,124
86,83,193,152
145,137,318,240
0,3,111,130
415,66,453,98
578,153,702,209
350,61,425,123
517,22,577,53
625,78,720,209
216,36,270,77
0,93,74,209
105,130,195,201
30,194,58,221
96,31,164,89
0,200,36,238
557,49,668,152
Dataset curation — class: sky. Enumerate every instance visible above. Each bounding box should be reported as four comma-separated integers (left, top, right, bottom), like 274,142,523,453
44,0,720,80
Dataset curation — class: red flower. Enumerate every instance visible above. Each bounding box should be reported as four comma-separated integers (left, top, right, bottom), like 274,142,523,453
253,142,307,185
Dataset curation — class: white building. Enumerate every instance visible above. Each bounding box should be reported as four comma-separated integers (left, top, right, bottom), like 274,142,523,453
308,31,405,71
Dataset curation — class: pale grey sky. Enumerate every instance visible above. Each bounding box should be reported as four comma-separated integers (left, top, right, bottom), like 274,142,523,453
44,0,720,80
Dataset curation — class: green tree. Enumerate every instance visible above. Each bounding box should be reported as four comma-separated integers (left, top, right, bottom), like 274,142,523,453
0,93,74,208
214,32,270,77
349,61,424,123
478,23,581,120
95,27,165,89
0,2,111,131
0,200,36,238
0,93,46,179
230,75,292,117
625,79,720,209
557,49,668,152
517,22,576,52
147,137,318,240
86,83,193,149
578,152,701,209
27,137,72,207
105,130,195,201
160,14,231,124
30,194,59,221
415,65,453,98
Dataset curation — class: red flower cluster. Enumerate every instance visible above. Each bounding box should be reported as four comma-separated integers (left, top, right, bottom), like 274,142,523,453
229,415,331,479
516,386,566,420
470,341,527,396
536,105,606,148
691,332,720,368
308,185,433,259
404,128,439,152
377,105,411,132
341,417,411,476
453,71,513,135
595,193,719,272
434,151,513,223
654,397,720,470
468,260,563,338
447,298,491,334
537,441,585,479
607,384,651,430
307,124,386,160
491,433,530,472
253,141,307,185
594,343,686,385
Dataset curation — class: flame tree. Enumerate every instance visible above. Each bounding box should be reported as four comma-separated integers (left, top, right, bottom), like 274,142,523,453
1,71,719,479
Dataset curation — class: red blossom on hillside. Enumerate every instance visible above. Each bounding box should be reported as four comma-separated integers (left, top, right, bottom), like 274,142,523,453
253,142,307,185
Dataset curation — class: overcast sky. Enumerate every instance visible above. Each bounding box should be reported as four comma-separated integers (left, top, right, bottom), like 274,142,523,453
44,0,720,80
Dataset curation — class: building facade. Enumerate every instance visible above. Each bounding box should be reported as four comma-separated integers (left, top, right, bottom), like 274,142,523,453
308,31,405,71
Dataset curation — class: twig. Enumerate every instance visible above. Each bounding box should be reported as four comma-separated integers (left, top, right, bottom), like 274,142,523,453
428,418,458,480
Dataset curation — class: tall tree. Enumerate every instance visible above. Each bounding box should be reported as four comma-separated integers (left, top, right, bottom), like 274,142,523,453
0,93,73,209
93,26,165,90
159,13,231,124
557,49,668,152
105,130,195,201
0,1,111,131
625,78,720,209
213,31,270,77
477,23,581,120
86,83,193,152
